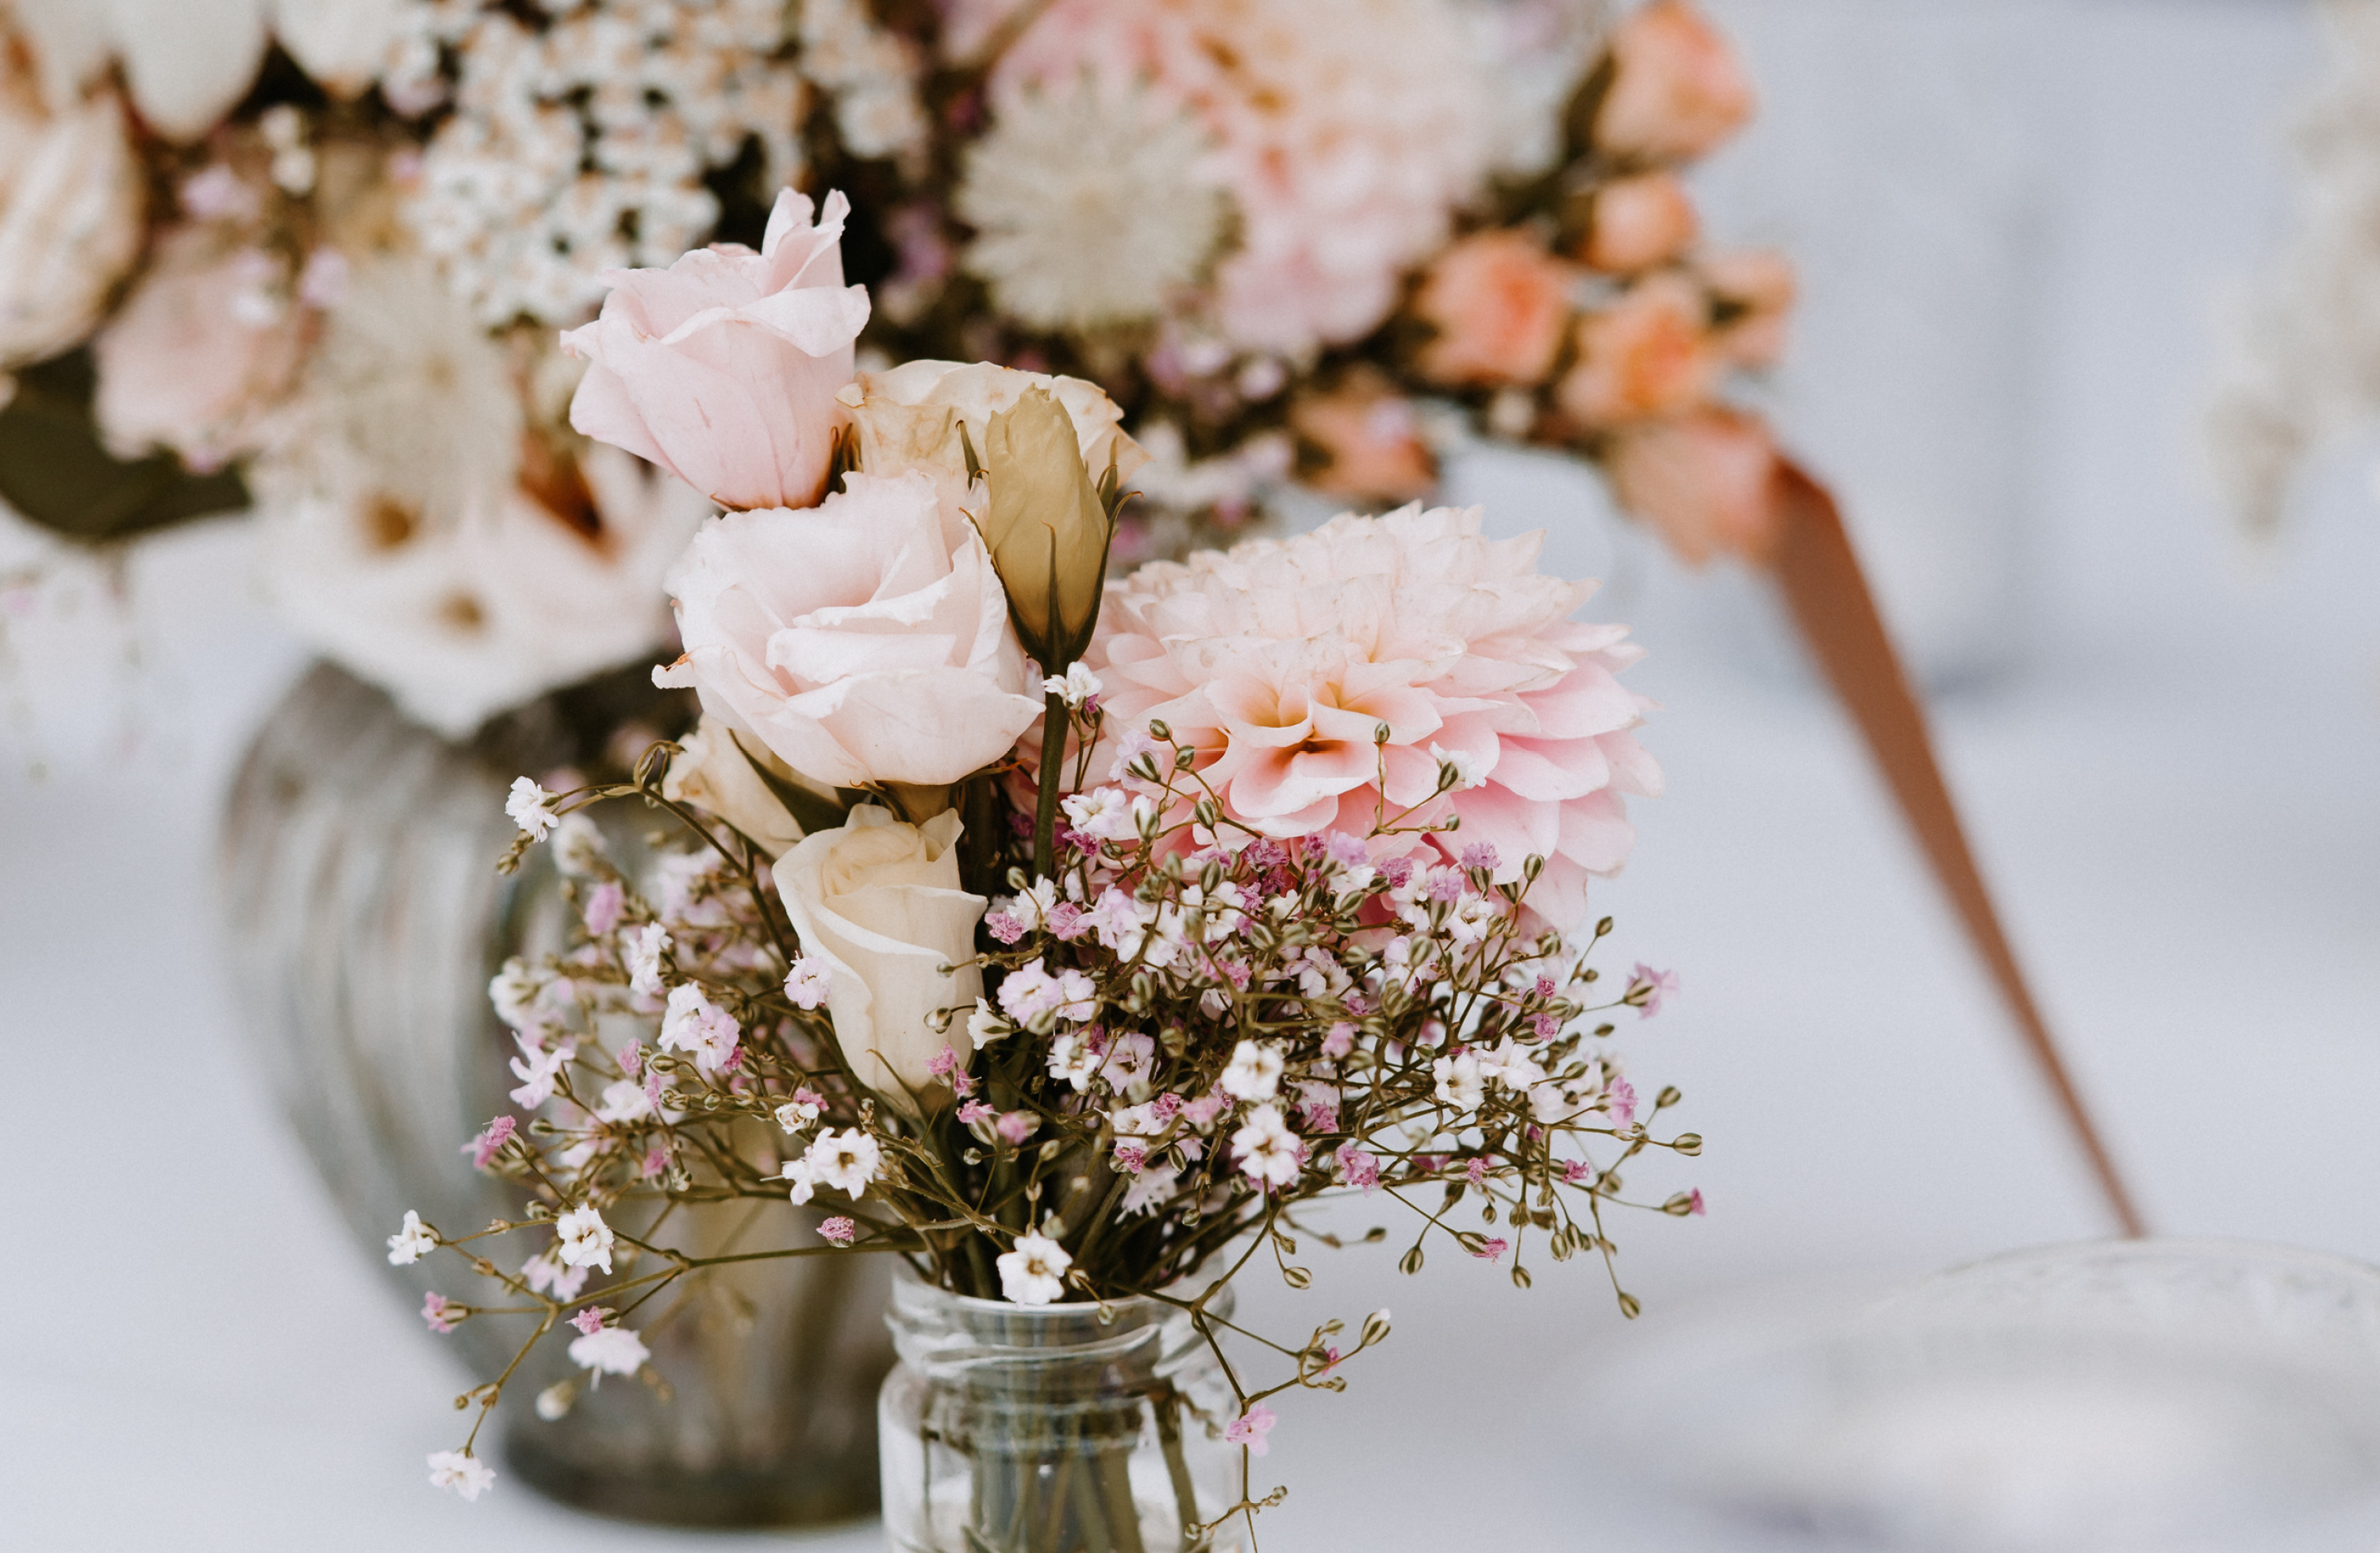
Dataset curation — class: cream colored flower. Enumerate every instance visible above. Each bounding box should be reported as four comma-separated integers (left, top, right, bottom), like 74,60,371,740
660,714,816,859
773,806,988,1103
837,359,1146,527
0,85,143,369
958,74,1224,334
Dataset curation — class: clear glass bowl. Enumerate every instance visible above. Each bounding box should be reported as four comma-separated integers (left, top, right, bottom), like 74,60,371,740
1557,1239,2380,1552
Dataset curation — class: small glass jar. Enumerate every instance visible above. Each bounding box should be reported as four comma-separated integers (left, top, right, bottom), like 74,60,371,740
880,1267,1249,1553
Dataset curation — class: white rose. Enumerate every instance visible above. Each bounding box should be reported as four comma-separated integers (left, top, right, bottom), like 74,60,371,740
774,805,988,1102
0,88,143,369
836,359,1148,523
655,470,1042,789
661,713,824,859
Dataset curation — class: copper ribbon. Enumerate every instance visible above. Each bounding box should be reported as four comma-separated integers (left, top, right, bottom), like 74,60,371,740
1768,459,2146,1237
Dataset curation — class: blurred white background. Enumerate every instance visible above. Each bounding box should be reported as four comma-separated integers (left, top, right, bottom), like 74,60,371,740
5,1,2379,1547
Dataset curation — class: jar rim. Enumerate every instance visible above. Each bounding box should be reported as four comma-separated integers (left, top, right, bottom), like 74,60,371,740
887,1259,1234,1339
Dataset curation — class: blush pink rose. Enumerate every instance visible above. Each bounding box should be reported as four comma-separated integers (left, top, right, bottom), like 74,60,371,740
1592,0,1755,165
1412,231,1577,389
1580,171,1701,274
654,470,1043,791
1288,373,1437,503
1603,408,1783,566
1555,273,1720,428
562,189,868,512
93,228,305,470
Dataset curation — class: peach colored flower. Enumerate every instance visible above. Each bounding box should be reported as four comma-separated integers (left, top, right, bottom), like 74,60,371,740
654,470,1042,791
1591,0,1754,164
1580,171,1700,274
92,228,307,470
1412,231,1577,389
1288,373,1436,504
1555,273,1719,428
1079,503,1658,933
1603,408,1783,566
562,189,868,512
1699,248,1797,368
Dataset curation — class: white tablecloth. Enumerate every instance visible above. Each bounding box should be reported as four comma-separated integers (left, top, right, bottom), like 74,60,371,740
5,3,2376,1548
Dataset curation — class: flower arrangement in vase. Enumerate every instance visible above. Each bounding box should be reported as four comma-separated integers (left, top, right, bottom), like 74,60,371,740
388,191,1699,1551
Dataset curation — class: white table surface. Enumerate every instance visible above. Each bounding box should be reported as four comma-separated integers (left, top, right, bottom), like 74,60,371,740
6,3,2378,1548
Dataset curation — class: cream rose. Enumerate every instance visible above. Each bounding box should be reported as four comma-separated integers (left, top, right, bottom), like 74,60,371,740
0,86,143,369
774,805,987,1101
836,359,1146,522
654,469,1042,789
661,714,820,859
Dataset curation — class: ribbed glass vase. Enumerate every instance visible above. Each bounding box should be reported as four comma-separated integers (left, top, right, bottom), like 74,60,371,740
217,659,889,1526
880,1267,1248,1553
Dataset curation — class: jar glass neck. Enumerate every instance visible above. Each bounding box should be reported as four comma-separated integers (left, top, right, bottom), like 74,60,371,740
886,1267,1229,1393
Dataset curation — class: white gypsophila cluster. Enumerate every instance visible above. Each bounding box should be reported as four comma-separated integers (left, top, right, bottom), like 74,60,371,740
2209,0,2380,535
957,75,1226,333
1451,0,1612,178
390,0,806,327
796,0,930,162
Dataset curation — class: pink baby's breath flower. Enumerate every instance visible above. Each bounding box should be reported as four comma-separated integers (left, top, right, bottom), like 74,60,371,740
1460,842,1500,872
1336,1142,1381,1194
996,1110,1038,1145
1531,1011,1560,1040
617,1044,643,1077
1224,1402,1277,1457
421,1293,461,1334
1561,1159,1591,1185
1113,1141,1149,1174
1629,963,1680,1018
463,1115,516,1170
785,957,833,1010
1184,1093,1227,1127
1322,1022,1355,1058
1046,901,1088,940
819,1216,857,1245
958,1099,996,1127
641,1146,668,1180
1472,1237,1510,1262
1609,1078,1640,1129
1151,1092,1185,1122
1466,1156,1488,1186
928,1047,958,1079
985,911,1025,945
1688,1188,1706,1217
570,1306,612,1337
582,880,625,937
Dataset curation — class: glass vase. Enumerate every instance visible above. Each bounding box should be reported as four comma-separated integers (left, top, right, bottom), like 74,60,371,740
217,659,890,1525
880,1267,1249,1553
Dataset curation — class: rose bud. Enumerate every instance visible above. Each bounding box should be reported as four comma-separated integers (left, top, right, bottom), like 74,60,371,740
1580,171,1700,274
1591,0,1755,165
977,385,1114,670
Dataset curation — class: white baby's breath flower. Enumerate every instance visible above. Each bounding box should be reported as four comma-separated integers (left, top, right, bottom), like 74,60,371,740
958,75,1225,334
996,1229,1073,1306
1061,786,1150,844
554,1204,614,1273
551,812,607,876
1428,741,1489,792
784,956,832,1010
533,1381,574,1421
386,1209,438,1266
1219,1039,1284,1102
966,996,1008,1046
594,1079,653,1124
775,1095,822,1134
427,1448,495,1501
625,922,670,998
567,1324,650,1379
1230,1104,1302,1189
804,1129,883,1199
506,776,559,840
782,1156,820,1205
1042,661,1104,707
1433,1053,1485,1113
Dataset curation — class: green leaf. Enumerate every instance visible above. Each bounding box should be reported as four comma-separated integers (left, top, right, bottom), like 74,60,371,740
0,351,249,544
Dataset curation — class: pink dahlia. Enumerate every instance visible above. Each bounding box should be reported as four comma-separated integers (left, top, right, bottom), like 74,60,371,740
1080,504,1659,934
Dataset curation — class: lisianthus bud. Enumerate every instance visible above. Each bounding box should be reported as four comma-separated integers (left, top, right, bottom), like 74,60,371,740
978,386,1111,669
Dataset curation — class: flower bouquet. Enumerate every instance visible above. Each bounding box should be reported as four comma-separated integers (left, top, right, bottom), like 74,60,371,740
390,193,1699,1548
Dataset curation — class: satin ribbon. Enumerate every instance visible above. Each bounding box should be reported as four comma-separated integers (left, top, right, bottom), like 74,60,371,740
1768,459,2145,1237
